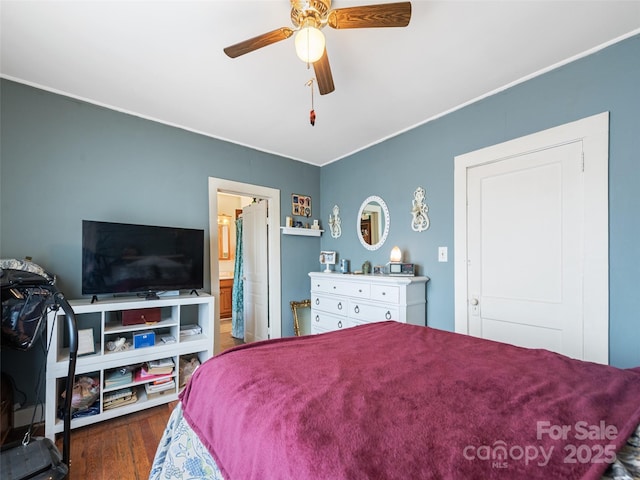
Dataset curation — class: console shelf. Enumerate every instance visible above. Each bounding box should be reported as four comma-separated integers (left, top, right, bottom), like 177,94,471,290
44,293,214,440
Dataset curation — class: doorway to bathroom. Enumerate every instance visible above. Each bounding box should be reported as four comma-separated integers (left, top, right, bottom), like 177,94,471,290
208,178,282,354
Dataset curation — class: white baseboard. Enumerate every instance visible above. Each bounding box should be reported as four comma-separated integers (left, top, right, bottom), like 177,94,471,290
14,403,45,427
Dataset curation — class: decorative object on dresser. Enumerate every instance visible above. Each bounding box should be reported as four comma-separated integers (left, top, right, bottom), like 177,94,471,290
339,258,350,274
319,251,336,273
309,272,428,334
387,245,416,276
361,261,372,275
44,293,214,441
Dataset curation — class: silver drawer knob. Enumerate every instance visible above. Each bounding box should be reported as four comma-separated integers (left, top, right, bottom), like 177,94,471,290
338,321,343,328
315,315,320,322
385,311,392,320
338,302,343,310
354,305,360,314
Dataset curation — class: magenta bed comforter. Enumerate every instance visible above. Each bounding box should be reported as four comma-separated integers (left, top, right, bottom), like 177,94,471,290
179,322,640,479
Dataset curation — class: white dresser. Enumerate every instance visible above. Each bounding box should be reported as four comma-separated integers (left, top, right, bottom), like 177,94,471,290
309,272,429,334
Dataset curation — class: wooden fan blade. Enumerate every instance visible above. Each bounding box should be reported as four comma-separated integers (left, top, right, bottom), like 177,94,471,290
224,27,294,58
313,49,335,95
327,2,411,29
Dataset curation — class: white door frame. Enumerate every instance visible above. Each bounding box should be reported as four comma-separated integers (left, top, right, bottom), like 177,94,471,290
454,112,609,364
208,178,281,354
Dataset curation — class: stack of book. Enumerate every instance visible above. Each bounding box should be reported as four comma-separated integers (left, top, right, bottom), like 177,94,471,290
103,387,137,410
141,357,175,376
144,378,176,398
104,368,133,389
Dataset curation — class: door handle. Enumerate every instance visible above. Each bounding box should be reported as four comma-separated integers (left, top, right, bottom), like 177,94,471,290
470,297,480,316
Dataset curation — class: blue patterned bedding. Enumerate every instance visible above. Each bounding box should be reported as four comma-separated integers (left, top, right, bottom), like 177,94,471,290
149,403,223,480
150,402,640,480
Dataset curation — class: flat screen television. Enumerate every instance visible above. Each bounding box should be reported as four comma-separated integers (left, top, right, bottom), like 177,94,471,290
82,220,204,298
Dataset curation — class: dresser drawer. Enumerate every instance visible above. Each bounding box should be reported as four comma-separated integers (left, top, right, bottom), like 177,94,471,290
311,277,344,293
348,301,400,323
371,284,400,303
343,281,370,299
311,277,370,299
312,294,348,316
311,310,347,333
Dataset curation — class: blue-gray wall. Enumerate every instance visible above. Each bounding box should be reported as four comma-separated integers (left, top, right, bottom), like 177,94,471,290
0,80,321,315
320,34,640,369
1,33,638,405
0,80,321,401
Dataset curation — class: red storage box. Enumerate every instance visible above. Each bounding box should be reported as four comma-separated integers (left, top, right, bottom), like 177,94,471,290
122,308,160,326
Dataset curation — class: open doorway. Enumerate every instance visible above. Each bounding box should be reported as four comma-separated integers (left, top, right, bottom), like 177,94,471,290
208,178,282,354
217,193,251,351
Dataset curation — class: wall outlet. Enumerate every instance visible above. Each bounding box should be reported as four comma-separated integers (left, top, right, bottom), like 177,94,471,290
438,246,448,262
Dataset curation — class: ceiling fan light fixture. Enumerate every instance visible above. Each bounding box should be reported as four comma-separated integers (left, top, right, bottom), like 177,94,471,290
294,24,325,63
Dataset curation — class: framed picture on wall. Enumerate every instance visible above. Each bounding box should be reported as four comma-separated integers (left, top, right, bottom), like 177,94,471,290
292,194,311,217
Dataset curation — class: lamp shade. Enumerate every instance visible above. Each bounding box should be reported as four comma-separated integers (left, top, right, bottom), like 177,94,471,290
390,246,402,263
295,26,325,63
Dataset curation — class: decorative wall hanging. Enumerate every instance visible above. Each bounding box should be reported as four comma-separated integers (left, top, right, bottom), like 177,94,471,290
292,194,312,217
328,204,342,238
411,186,430,232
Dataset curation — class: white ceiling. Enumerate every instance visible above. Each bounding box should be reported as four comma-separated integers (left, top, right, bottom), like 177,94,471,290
1,1,639,166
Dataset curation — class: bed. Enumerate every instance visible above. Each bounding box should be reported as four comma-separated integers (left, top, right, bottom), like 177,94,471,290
149,321,640,479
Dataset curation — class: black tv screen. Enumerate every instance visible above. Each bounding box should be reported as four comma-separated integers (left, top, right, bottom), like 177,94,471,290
82,220,204,296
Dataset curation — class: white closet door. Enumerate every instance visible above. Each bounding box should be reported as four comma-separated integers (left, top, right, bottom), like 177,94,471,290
466,141,584,358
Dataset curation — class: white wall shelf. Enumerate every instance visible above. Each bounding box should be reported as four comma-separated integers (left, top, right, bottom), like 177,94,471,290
280,226,323,237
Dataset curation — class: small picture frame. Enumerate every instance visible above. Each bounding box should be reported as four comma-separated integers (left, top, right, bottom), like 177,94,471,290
373,265,385,275
78,328,96,356
292,194,311,217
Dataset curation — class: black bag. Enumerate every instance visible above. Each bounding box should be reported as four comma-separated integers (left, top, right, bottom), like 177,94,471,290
1,285,52,351
1,265,55,351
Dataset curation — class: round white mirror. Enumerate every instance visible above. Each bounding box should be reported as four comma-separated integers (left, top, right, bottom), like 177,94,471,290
357,195,390,251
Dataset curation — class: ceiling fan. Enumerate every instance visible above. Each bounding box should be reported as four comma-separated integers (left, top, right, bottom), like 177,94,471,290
223,1,412,95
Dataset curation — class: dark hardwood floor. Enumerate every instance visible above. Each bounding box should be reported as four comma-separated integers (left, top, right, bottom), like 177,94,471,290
56,400,178,480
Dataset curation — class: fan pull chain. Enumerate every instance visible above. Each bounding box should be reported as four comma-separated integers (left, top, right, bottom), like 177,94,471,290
306,79,316,126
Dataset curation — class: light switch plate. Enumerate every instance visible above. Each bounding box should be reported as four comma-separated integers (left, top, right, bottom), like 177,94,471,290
438,246,448,262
